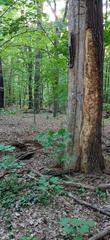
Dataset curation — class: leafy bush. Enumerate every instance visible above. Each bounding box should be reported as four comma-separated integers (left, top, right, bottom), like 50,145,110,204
34,128,71,164
59,217,96,240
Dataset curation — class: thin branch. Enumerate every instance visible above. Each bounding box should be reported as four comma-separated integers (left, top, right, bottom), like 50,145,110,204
0,5,13,18
0,25,55,50
62,0,69,22
89,227,110,240
68,193,110,218
47,0,58,20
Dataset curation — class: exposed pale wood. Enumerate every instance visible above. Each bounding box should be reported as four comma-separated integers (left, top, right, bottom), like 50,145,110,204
89,226,110,240
68,193,110,217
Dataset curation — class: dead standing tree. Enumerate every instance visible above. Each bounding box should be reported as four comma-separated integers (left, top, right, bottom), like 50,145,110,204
67,0,104,173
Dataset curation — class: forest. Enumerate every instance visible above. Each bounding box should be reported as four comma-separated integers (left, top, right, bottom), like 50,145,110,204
0,0,110,239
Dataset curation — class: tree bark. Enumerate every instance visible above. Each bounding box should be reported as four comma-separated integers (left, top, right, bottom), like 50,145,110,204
67,0,104,173
34,50,41,113
0,58,4,108
28,47,33,109
34,2,42,113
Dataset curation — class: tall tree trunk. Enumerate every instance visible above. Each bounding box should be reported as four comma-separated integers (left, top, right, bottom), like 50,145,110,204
67,0,104,173
0,58,4,108
8,62,13,107
34,50,41,113
53,28,59,117
28,47,33,109
34,2,42,113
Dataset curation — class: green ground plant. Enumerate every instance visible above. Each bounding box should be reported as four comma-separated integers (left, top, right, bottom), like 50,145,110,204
20,237,39,240
59,217,96,240
34,128,71,165
20,176,63,206
96,188,108,199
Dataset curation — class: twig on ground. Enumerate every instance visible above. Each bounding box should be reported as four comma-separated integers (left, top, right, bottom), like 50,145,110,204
68,193,110,218
89,226,110,240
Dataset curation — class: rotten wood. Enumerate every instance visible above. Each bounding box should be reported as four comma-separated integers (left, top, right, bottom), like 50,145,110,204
89,226,110,240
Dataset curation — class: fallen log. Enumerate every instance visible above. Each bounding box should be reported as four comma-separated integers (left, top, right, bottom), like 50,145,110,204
89,226,110,240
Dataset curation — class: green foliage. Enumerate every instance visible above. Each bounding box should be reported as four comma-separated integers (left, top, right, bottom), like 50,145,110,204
96,188,108,199
0,155,23,170
20,176,63,206
0,174,23,208
77,187,86,194
59,217,96,240
0,147,24,208
103,103,110,111
0,143,15,152
0,108,20,115
37,176,63,204
34,128,71,164
20,237,39,240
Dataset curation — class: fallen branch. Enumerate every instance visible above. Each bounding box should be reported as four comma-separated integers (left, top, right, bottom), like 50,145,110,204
97,183,110,190
61,181,94,191
61,181,110,191
43,169,75,176
68,193,110,217
0,170,9,179
16,151,35,161
89,226,110,240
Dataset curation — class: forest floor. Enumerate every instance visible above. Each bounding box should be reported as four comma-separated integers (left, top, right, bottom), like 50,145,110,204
0,111,110,240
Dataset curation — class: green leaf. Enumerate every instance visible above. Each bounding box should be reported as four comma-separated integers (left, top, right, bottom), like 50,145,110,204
63,225,75,234
79,225,89,234
74,237,83,240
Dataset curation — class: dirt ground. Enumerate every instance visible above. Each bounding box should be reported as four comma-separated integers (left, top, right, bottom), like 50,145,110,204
0,112,110,240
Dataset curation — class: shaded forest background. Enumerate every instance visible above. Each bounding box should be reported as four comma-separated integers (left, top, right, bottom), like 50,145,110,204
0,0,110,116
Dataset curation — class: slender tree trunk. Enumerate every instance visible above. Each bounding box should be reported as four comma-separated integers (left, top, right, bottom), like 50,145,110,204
67,0,104,173
28,47,33,109
53,28,59,117
0,58,4,108
8,63,13,107
34,50,41,113
34,2,42,113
